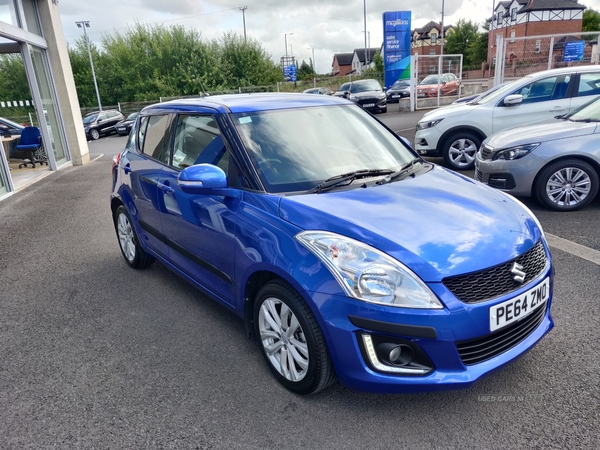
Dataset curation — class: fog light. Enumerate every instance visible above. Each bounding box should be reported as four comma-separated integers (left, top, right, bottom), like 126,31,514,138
377,343,415,366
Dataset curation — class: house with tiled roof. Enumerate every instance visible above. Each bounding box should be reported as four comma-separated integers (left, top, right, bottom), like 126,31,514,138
411,21,454,56
487,0,586,64
350,47,381,74
332,53,354,76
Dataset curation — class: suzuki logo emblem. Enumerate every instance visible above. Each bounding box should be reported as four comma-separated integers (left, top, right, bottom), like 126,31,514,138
511,262,526,283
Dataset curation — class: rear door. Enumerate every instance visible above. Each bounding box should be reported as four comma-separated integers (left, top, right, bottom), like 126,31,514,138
157,112,242,305
491,73,573,134
121,114,173,259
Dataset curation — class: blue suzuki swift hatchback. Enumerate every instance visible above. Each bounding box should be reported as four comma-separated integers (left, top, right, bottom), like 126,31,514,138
110,93,554,395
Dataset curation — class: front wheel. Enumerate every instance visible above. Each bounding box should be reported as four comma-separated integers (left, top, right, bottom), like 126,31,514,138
254,280,335,395
534,159,599,211
442,132,482,171
90,128,100,140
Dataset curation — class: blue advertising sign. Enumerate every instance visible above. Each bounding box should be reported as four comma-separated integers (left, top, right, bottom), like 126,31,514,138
563,40,584,62
283,65,297,82
382,11,412,89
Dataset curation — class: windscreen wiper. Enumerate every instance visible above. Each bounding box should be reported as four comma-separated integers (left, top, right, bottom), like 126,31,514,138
377,158,424,185
311,169,394,193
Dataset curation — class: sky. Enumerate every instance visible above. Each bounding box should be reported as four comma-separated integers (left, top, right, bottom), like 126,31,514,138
58,0,600,75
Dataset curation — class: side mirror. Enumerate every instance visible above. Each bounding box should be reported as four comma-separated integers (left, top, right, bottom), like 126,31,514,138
177,163,238,197
503,94,523,106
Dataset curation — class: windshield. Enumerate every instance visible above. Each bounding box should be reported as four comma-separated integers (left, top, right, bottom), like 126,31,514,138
83,114,98,124
565,96,600,121
391,80,410,89
232,105,415,193
350,80,381,93
126,112,139,120
337,83,351,92
420,75,440,85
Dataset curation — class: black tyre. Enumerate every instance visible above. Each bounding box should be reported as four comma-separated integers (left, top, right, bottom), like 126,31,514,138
534,159,599,211
90,128,100,140
113,205,154,269
254,279,335,395
381,106,388,113
442,131,482,171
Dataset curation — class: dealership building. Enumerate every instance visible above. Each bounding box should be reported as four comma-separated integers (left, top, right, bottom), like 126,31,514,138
0,0,88,200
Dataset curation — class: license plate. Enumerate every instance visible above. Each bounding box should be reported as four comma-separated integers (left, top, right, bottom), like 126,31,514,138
489,277,549,332
392,94,400,98
363,103,375,108
117,127,125,131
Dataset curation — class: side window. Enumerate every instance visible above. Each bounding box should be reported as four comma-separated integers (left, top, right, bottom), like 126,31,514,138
137,116,148,151
141,115,171,164
576,73,600,97
172,115,227,171
98,113,107,122
513,75,570,104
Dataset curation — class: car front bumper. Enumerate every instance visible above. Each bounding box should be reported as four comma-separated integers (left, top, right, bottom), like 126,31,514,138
311,263,554,393
414,126,442,157
474,152,547,197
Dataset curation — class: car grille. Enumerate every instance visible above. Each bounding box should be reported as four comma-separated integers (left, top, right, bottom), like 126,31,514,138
480,143,494,160
442,239,548,304
456,301,547,365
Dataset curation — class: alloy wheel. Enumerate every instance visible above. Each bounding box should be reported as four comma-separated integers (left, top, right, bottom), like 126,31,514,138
258,297,309,382
448,138,478,168
117,212,136,262
545,167,591,208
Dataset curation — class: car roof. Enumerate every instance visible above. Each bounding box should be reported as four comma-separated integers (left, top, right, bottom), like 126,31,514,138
142,93,350,114
0,117,25,129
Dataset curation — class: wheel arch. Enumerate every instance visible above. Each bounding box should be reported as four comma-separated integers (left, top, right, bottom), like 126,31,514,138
437,126,487,153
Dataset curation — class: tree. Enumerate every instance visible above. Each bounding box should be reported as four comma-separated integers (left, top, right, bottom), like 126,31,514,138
583,9,600,32
467,22,489,68
443,19,480,67
0,54,31,101
297,60,314,81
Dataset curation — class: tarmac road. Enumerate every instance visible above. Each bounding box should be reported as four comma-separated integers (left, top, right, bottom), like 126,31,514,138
0,128,598,449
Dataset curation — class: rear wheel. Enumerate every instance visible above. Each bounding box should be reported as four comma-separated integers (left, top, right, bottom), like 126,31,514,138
113,205,154,269
254,280,335,395
442,132,482,171
534,159,599,211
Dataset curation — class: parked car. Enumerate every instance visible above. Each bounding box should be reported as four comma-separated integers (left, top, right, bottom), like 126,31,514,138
303,87,333,95
0,116,25,137
476,95,600,211
386,79,412,102
83,109,125,140
111,93,553,395
452,81,512,104
115,112,140,136
415,65,600,170
416,73,460,98
332,79,387,113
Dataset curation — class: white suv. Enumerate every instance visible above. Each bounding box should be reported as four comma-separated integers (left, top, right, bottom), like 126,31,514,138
415,65,600,170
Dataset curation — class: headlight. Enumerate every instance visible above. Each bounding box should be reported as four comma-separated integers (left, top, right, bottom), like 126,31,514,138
295,231,443,309
492,143,540,161
416,119,443,130
348,94,358,101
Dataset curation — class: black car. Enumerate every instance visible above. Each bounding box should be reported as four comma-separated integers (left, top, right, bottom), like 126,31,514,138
83,109,125,140
115,112,139,136
333,79,387,113
386,79,411,102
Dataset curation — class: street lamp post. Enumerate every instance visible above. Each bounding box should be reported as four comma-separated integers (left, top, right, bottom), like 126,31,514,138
363,0,368,71
76,20,102,111
284,33,294,62
308,47,316,87
239,6,247,43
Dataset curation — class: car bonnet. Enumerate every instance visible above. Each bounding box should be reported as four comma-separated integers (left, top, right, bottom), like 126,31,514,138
485,119,597,148
278,166,542,282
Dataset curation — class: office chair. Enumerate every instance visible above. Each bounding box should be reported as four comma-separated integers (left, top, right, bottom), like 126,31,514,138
15,126,47,168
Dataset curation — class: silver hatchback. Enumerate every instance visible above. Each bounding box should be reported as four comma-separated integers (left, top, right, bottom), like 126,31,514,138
475,96,600,211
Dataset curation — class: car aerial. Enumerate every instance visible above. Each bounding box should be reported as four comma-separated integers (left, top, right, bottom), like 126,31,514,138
331,79,387,113
452,81,512,104
111,93,553,395
416,73,460,99
476,95,600,211
0,116,25,137
386,79,412,102
115,112,140,136
83,109,125,140
303,87,333,95
415,65,600,171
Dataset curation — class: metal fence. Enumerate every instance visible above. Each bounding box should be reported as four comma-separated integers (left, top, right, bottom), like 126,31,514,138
412,53,463,110
495,31,600,85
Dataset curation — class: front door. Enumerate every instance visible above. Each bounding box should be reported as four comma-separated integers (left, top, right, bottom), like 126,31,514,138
157,113,240,304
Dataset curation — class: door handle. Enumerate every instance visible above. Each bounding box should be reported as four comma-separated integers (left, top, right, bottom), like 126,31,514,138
157,182,174,194
124,163,131,174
